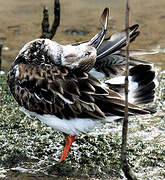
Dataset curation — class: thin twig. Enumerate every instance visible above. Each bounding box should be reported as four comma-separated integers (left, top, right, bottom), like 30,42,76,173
50,0,60,39
40,0,60,39
0,44,3,71
41,6,50,35
121,0,137,179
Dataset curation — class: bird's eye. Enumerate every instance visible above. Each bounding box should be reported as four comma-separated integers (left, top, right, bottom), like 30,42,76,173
85,52,91,56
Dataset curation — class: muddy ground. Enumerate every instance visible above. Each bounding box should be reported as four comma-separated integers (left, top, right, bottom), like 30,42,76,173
0,0,165,71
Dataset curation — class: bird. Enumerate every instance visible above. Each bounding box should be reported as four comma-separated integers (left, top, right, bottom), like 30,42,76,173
7,8,156,162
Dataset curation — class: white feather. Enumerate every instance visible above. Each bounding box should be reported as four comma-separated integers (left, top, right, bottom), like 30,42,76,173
106,76,138,103
89,68,105,79
56,92,73,104
34,93,41,101
20,107,124,135
38,115,101,135
14,65,19,77
106,76,125,84
20,107,101,135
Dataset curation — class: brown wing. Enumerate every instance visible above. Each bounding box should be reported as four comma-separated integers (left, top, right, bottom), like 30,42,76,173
94,54,153,77
7,63,149,121
8,63,107,120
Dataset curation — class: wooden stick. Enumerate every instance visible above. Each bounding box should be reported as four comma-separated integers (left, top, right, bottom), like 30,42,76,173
121,0,137,179
40,0,60,39
0,44,3,71
41,6,50,36
49,0,60,39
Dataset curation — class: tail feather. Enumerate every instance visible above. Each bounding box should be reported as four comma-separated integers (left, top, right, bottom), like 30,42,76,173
134,91,155,104
95,96,150,118
89,8,109,49
135,81,155,95
93,54,153,77
93,24,155,78
105,64,156,105
128,56,153,66
110,31,140,55
97,24,140,60
131,71,155,86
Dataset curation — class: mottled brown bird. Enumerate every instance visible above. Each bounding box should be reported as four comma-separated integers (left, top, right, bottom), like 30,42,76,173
8,8,155,162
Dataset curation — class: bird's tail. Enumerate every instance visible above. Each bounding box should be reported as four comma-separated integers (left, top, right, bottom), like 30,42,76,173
88,7,109,49
97,24,140,60
106,64,156,106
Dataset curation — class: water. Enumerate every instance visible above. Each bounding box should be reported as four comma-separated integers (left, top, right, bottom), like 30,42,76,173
0,0,165,71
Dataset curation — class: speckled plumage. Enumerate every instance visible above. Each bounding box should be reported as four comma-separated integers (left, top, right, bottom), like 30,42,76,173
7,8,156,160
7,39,155,134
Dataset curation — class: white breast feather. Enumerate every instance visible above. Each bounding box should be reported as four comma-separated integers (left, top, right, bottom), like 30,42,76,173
20,107,101,135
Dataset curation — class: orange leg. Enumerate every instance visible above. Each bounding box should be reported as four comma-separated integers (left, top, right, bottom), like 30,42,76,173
59,133,76,162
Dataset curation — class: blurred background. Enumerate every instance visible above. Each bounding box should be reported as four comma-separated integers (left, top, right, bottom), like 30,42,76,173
0,0,165,72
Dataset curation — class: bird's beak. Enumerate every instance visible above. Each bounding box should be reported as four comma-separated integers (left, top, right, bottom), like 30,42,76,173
88,7,109,49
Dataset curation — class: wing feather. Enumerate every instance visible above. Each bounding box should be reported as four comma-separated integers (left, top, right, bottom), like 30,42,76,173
8,63,151,121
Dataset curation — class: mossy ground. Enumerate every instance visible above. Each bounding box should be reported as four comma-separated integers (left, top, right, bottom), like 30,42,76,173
0,70,165,179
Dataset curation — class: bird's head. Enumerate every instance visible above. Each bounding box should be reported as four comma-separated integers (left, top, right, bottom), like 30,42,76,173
13,39,96,72
61,43,97,72
12,7,109,73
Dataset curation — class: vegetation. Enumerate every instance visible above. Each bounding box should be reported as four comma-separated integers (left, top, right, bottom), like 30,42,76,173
0,69,165,179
